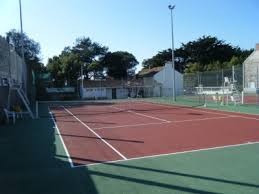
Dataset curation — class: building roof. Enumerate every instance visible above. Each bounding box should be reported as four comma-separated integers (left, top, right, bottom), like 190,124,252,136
138,66,164,77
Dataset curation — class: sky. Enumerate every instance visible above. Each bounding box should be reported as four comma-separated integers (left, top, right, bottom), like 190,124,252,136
1,0,259,72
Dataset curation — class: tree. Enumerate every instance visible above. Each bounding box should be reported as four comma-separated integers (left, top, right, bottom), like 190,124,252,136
47,37,108,84
142,36,252,73
6,29,45,75
182,36,238,72
142,48,187,73
47,56,64,84
6,29,45,101
71,38,108,78
101,51,138,79
142,49,171,69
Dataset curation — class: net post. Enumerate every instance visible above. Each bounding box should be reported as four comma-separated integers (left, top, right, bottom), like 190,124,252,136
241,91,244,104
203,93,207,107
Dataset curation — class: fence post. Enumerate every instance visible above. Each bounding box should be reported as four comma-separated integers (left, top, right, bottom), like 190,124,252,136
36,100,38,118
242,63,245,91
221,69,224,87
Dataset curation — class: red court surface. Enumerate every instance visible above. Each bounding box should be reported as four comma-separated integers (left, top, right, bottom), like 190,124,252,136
50,102,259,167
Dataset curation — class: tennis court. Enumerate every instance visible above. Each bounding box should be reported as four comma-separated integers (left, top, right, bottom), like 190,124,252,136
46,100,259,168
1,99,259,194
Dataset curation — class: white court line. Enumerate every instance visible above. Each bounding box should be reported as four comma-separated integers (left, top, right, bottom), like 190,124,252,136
111,103,240,125
111,106,170,123
138,101,231,116
72,141,259,168
173,115,237,123
48,107,74,168
94,121,168,130
94,116,236,130
62,106,127,160
138,101,259,121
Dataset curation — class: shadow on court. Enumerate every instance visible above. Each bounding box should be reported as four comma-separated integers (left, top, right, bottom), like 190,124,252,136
1,103,259,194
54,139,259,194
0,113,97,194
59,133,144,143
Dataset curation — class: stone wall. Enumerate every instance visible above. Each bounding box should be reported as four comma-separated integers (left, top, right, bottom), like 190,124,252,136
244,44,259,90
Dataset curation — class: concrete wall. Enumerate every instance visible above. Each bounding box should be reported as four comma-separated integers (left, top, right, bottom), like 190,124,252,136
82,87,134,99
82,87,106,99
244,44,259,90
116,88,128,99
244,48,259,90
0,86,8,108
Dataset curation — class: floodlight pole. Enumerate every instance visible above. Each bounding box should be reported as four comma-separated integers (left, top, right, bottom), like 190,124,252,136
19,0,24,61
80,64,84,98
168,5,176,101
19,0,26,93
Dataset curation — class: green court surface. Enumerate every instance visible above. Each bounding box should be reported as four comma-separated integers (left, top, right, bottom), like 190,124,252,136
147,96,259,115
0,102,259,194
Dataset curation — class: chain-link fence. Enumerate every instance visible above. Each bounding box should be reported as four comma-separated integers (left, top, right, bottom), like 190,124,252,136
183,65,243,91
175,65,244,107
0,36,27,88
0,35,29,122
34,63,259,108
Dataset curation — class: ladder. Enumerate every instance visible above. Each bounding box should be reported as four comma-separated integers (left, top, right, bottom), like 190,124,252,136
9,84,34,119
230,82,241,105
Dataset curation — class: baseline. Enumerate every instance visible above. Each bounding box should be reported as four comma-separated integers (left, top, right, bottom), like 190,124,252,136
73,141,259,168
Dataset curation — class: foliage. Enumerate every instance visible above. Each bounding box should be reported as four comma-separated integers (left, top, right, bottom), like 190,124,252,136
142,36,253,73
47,37,108,84
142,48,187,72
6,29,46,74
47,39,138,83
101,51,139,79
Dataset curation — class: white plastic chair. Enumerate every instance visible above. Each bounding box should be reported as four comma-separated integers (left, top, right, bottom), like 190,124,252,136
4,108,16,124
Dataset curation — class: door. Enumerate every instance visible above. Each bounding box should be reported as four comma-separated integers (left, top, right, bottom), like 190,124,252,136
112,88,117,99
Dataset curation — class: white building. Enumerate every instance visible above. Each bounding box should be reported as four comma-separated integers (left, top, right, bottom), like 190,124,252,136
154,62,183,96
243,43,259,92
81,62,183,99
138,62,183,96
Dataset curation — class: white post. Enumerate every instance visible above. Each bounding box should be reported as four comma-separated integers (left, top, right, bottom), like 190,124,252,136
204,93,207,107
241,91,244,104
232,66,235,83
80,64,83,99
257,65,259,88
